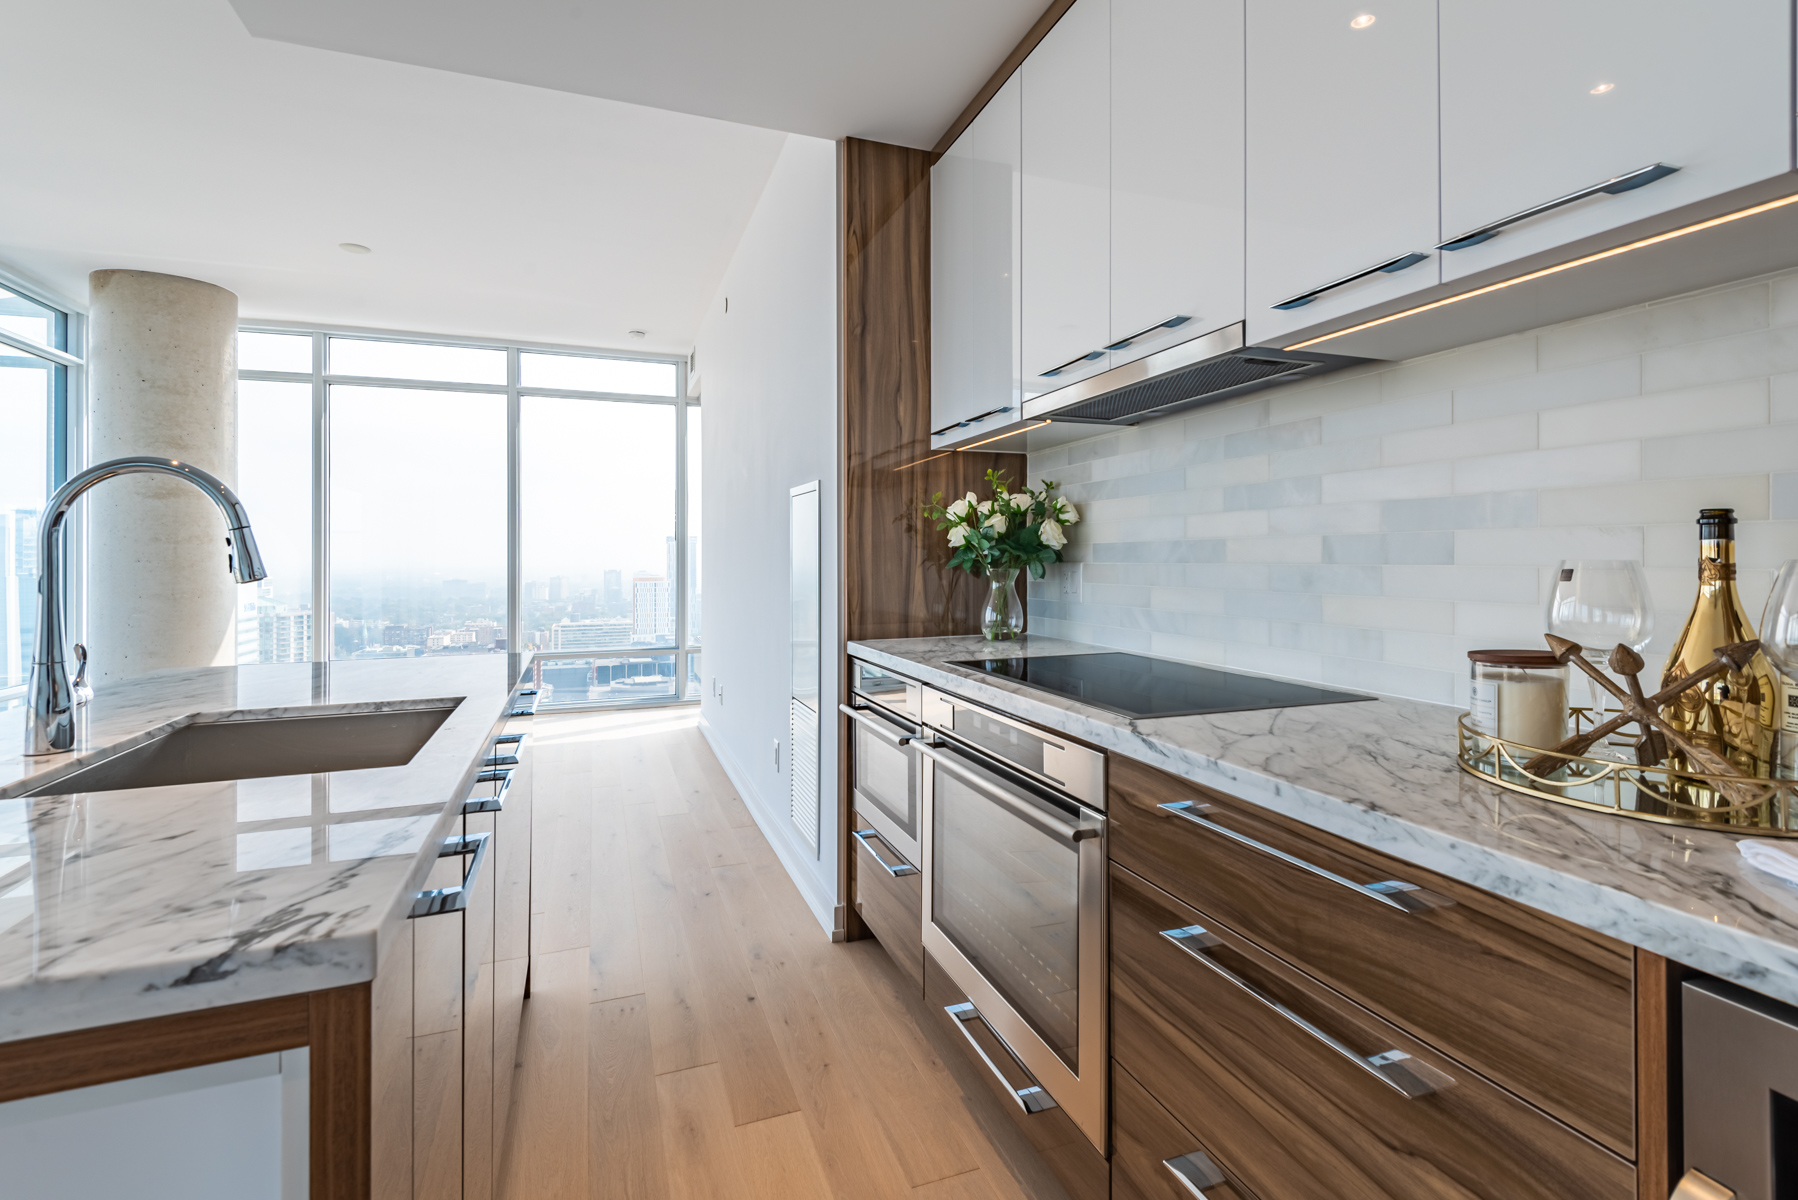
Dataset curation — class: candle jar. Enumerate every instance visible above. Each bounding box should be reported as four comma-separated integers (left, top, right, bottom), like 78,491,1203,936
1468,650,1568,751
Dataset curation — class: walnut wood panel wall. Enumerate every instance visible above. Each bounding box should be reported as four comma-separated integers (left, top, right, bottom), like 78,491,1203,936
837,135,1025,935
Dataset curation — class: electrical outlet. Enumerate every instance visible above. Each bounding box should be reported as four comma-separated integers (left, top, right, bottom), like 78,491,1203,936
773,738,781,772
1060,562,1084,602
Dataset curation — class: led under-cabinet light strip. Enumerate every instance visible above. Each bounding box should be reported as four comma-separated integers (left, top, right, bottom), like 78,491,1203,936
892,420,1052,470
1284,190,1798,351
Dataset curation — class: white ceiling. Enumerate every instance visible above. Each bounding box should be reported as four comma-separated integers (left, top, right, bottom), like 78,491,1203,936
0,0,800,353
228,0,1047,150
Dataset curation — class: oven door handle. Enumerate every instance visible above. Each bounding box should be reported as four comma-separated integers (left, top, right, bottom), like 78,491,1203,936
945,1002,1059,1114
915,742,1100,843
838,702,933,748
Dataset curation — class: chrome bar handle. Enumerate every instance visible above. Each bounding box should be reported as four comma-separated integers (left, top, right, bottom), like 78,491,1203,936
1160,925,1444,1098
837,702,928,748
1271,251,1430,310
463,767,514,815
1158,801,1443,913
930,405,1014,436
945,1002,1058,1114
1437,162,1679,251
851,828,918,877
410,831,492,918
1104,313,1191,351
918,742,1100,843
1163,1150,1229,1198
1039,349,1107,378
1669,1168,1737,1200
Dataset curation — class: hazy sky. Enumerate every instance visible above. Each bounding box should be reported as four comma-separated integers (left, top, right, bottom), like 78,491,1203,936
233,381,687,606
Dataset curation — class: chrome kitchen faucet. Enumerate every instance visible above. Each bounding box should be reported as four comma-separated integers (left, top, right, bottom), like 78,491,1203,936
25,456,267,756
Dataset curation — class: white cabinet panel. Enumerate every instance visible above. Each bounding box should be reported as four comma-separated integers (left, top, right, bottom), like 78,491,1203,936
931,73,1022,447
1438,0,1792,283
1023,0,1112,393
1110,0,1244,366
1245,0,1440,346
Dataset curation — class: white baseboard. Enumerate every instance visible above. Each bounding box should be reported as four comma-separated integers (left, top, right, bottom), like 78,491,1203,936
698,715,835,938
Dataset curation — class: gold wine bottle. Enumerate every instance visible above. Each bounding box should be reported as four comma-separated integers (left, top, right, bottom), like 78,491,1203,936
1660,509,1778,816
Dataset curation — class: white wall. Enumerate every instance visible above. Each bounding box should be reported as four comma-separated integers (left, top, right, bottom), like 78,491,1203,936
693,133,841,935
1028,268,1798,704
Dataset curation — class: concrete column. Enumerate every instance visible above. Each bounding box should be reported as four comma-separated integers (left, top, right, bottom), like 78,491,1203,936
86,269,239,685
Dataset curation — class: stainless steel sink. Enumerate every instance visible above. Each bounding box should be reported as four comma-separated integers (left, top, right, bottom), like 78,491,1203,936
20,700,462,796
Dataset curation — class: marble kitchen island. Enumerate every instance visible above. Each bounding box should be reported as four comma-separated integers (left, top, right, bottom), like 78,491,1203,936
0,654,536,1200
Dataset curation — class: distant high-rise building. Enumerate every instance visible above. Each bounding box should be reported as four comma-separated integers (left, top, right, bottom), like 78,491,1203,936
632,574,673,642
550,618,633,650
526,580,549,602
258,605,313,663
603,569,623,607
549,576,566,602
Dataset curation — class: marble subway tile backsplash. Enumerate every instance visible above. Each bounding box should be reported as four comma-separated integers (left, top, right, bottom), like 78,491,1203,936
1027,269,1798,705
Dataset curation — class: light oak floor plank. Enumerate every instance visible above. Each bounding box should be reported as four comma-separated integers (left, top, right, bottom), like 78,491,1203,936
498,708,1058,1200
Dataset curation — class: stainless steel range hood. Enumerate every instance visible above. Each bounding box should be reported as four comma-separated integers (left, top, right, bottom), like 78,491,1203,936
1021,322,1369,426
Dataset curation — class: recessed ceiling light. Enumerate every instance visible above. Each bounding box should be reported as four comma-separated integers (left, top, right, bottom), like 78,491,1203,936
1590,82,1615,94
338,243,371,254
1349,13,1376,28
628,329,647,339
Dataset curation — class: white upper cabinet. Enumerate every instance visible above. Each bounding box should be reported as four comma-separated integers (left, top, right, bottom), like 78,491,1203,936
931,73,1023,448
1244,0,1440,347
1022,0,1112,396
1110,0,1244,366
1437,0,1793,283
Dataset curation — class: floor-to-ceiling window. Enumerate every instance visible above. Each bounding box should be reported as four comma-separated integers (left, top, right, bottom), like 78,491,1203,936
0,276,77,710
236,327,697,709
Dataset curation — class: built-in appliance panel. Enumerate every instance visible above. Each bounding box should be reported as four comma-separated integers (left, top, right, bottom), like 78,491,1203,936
923,685,1106,808
853,659,922,720
1111,864,1635,1200
1109,754,1636,1156
852,810,924,990
1113,1062,1256,1200
924,952,1110,1200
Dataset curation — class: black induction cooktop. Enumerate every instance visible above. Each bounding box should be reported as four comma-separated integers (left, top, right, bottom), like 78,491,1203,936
948,652,1371,719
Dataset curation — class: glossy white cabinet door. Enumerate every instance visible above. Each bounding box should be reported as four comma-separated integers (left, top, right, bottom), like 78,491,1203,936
931,73,1022,448
1110,0,1244,366
1245,0,1440,347
1438,0,1792,283
1022,0,1111,395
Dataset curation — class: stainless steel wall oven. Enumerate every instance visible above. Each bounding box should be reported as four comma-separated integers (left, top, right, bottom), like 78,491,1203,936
842,660,925,871
917,684,1108,1152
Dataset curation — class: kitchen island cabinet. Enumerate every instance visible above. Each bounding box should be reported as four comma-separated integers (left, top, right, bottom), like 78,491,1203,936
0,656,535,1200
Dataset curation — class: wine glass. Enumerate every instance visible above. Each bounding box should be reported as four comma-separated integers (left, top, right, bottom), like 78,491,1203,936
1546,560,1654,724
1761,560,1798,777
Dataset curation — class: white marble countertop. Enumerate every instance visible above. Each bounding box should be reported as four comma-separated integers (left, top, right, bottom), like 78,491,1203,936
851,635,1798,1007
0,655,528,1043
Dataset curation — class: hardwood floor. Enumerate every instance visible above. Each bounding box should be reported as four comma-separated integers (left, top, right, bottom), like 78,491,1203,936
495,708,1065,1200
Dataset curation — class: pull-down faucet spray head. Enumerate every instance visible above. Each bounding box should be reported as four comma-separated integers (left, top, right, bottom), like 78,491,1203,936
25,456,269,756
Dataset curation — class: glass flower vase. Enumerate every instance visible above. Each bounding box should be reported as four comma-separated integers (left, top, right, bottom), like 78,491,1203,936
980,567,1024,641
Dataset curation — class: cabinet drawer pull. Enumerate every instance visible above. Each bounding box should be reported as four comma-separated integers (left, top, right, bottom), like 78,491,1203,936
1271,252,1430,310
1437,161,1679,251
945,1002,1059,1114
931,405,1013,437
410,831,492,918
920,742,1100,843
1163,1150,1229,1198
1040,350,1107,378
464,767,513,815
1104,314,1191,351
1158,800,1445,913
852,828,918,876
1160,924,1447,1098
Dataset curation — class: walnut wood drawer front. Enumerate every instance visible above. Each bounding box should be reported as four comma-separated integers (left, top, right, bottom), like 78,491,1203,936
1114,1061,1256,1200
1111,864,1635,1200
852,811,924,989
1109,755,1636,1156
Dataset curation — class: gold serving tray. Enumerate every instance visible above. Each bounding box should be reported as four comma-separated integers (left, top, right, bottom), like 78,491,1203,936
1456,710,1798,837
